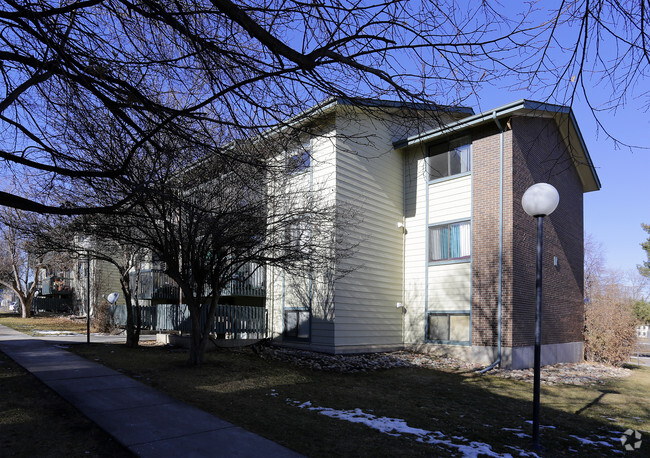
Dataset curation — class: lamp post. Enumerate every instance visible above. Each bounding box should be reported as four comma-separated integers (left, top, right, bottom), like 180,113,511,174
86,250,90,344
79,237,93,344
521,183,559,450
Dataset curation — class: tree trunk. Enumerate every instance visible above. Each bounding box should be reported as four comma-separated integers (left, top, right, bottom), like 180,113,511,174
187,298,220,366
19,295,32,318
120,274,140,348
188,305,204,365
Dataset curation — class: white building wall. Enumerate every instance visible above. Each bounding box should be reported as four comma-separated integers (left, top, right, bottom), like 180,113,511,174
266,126,338,349
332,110,405,351
403,151,472,345
403,149,427,344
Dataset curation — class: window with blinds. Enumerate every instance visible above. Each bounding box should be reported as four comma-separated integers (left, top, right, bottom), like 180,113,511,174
428,220,471,262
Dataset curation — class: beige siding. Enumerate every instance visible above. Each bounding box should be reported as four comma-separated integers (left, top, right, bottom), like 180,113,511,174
427,175,471,224
267,126,338,349
333,110,404,349
402,147,473,344
403,150,427,344
92,259,124,307
427,263,471,310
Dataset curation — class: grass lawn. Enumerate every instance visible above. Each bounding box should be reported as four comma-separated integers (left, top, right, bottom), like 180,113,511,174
0,312,90,335
67,344,649,457
1,314,648,456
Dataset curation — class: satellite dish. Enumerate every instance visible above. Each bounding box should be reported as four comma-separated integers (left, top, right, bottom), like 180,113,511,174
106,292,120,304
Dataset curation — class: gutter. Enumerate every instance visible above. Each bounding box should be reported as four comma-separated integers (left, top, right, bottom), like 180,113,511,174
479,111,504,374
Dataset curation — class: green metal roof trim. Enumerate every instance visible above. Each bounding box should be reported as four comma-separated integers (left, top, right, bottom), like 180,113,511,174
393,99,601,193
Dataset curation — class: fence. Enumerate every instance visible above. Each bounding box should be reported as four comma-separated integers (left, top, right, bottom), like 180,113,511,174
33,296,74,314
129,270,179,301
109,303,267,339
129,262,266,300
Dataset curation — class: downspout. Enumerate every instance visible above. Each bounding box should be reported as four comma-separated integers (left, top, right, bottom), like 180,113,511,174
480,111,504,373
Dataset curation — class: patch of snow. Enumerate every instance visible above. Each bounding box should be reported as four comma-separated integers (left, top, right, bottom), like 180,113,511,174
269,389,279,397
504,445,540,457
502,428,523,431
523,421,555,429
513,433,531,439
289,399,512,457
568,435,614,448
33,330,79,336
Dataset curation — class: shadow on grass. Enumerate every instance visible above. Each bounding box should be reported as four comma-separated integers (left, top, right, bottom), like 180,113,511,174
64,343,650,456
0,350,133,457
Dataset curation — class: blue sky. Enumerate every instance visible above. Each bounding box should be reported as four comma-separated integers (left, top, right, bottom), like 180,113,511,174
451,1,650,275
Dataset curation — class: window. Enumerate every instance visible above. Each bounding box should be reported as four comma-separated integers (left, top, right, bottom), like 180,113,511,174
287,141,311,174
286,219,310,253
428,220,471,262
284,309,310,339
427,312,470,343
428,139,471,181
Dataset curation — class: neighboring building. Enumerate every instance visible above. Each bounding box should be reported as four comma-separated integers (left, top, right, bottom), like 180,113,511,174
266,98,600,369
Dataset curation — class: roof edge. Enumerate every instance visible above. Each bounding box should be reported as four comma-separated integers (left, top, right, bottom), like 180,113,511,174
393,99,601,193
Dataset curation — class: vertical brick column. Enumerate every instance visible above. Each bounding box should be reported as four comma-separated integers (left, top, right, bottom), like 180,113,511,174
511,117,584,348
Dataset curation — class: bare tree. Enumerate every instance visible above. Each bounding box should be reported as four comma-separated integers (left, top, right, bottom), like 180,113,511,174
2,1,648,221
1,0,479,215
0,210,42,317
29,217,147,347
584,232,605,301
583,234,644,364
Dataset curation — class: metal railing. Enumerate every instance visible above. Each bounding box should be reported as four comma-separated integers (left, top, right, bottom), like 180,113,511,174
129,262,266,300
223,262,266,297
109,303,267,339
129,270,179,301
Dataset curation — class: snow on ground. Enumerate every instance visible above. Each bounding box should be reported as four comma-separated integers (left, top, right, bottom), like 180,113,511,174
523,420,556,429
568,435,616,448
287,398,518,457
283,395,629,456
32,330,80,336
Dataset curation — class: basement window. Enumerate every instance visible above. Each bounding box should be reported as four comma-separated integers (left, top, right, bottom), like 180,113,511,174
427,312,470,343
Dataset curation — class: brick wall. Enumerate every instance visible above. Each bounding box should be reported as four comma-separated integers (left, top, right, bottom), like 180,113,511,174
471,116,584,349
510,116,584,347
471,125,512,347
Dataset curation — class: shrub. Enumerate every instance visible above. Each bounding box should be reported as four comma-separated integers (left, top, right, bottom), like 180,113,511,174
584,281,637,366
92,300,117,333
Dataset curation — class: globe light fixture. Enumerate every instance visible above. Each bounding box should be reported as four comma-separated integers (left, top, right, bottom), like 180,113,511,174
521,182,559,450
522,183,559,217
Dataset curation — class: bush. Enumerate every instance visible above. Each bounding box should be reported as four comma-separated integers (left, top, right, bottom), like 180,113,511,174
584,282,638,366
92,300,117,333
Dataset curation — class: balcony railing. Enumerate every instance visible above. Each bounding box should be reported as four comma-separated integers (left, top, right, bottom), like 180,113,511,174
40,276,73,296
129,262,266,300
129,270,179,301
109,303,267,339
223,262,266,297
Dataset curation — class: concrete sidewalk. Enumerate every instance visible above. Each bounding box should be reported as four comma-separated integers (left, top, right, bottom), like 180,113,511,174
0,325,302,457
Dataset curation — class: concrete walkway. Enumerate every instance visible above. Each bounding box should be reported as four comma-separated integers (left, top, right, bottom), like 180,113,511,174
0,325,302,457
